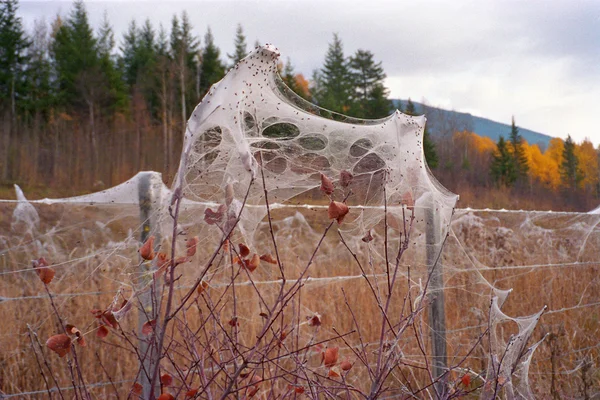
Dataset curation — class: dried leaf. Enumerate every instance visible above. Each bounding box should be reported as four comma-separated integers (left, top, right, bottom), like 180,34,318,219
361,230,373,243
320,173,334,195
140,236,155,260
323,347,339,367
238,243,250,257
223,239,230,252
339,170,353,187
46,334,71,357
328,366,341,378
142,319,156,335
161,373,173,387
259,312,269,319
157,394,175,400
185,389,199,398
66,324,86,346
307,312,322,327
246,254,260,272
197,280,209,295
101,311,118,329
246,386,259,397
340,360,353,371
328,201,349,224
461,373,471,387
228,317,239,327
239,368,251,379
186,236,199,257
204,204,226,225
76,336,86,347
97,325,109,338
294,386,305,394
259,254,277,264
131,382,143,396
33,258,55,284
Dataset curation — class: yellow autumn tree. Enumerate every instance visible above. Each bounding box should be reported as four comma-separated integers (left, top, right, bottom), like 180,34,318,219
575,138,599,192
524,143,561,189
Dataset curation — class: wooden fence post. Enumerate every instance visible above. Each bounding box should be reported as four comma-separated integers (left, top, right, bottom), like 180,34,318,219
138,171,163,398
426,201,448,398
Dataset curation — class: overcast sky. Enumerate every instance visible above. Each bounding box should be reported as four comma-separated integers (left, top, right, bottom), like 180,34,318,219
19,0,600,146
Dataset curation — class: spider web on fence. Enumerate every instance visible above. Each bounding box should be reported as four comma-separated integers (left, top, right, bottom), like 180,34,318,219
0,45,599,399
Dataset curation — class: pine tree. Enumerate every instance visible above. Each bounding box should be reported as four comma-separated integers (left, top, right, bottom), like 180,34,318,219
0,0,31,117
403,98,437,167
348,49,392,118
199,27,225,96
97,12,126,111
405,98,416,115
228,23,247,66
23,19,52,120
560,134,581,189
491,136,517,186
508,116,529,179
313,33,353,114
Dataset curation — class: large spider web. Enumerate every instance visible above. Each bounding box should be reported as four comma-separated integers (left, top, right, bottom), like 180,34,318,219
1,45,599,399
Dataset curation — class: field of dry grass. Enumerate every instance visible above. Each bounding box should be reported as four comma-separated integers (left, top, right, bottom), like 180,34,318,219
1,201,599,398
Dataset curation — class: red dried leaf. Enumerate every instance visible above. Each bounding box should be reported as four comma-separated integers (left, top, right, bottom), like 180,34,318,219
197,280,209,295
323,347,339,368
361,230,374,243
259,312,269,319
97,325,109,338
461,373,471,387
185,388,199,398
339,170,353,188
239,368,251,379
157,394,175,400
246,386,259,397
66,324,86,346
204,204,226,225
33,258,55,284
228,317,239,327
46,334,71,357
76,336,86,347
307,312,322,327
131,382,143,395
328,366,341,378
294,386,305,394
238,243,250,257
246,254,260,272
328,201,349,224
160,373,173,387
223,239,230,252
259,254,277,264
101,311,118,329
142,319,156,335
140,236,155,260
340,360,353,371
186,236,199,257
320,173,334,195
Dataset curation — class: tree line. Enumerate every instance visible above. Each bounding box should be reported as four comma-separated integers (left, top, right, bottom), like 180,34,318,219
1,0,598,210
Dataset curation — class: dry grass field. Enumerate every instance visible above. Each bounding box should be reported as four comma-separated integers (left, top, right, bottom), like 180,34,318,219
1,201,599,399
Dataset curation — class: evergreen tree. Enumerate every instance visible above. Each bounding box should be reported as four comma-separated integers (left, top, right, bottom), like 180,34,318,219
348,49,392,118
228,23,247,66
560,134,581,189
508,116,529,179
0,0,30,116
405,98,416,115
491,136,517,186
23,19,52,120
313,33,353,114
199,27,225,96
403,98,438,167
97,12,126,111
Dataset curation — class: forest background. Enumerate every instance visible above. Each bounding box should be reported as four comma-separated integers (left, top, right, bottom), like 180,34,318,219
1,0,598,211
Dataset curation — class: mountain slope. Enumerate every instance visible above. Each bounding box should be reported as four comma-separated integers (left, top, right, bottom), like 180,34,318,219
393,100,553,150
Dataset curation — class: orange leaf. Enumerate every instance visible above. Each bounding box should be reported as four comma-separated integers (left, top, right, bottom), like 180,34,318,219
197,280,209,295
259,254,277,264
140,236,155,260
223,239,230,252
339,170,353,188
340,360,353,371
307,312,321,327
228,317,239,327
328,201,349,224
97,325,109,338
461,373,471,387
186,236,199,257
157,394,175,400
401,191,414,210
294,386,305,394
185,388,199,397
33,258,55,284
320,173,334,195
101,311,118,329
131,382,143,395
328,366,341,378
142,319,156,335
246,254,260,272
246,386,259,397
238,243,250,257
323,347,339,368
76,336,86,347
161,373,173,386
46,334,71,357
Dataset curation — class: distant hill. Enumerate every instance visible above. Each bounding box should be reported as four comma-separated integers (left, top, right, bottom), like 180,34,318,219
392,100,553,150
